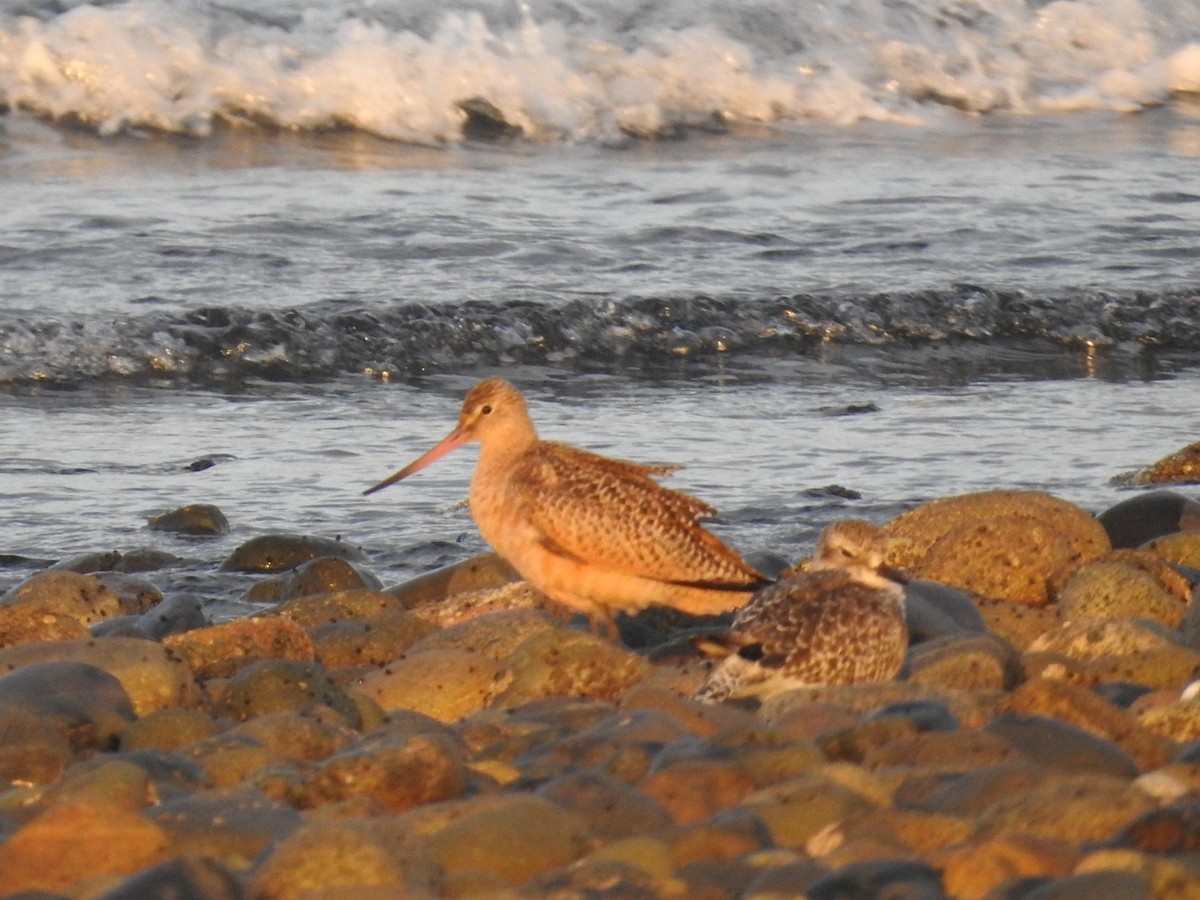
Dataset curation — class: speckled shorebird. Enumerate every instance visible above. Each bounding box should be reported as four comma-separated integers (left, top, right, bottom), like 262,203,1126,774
364,378,768,632
694,519,908,703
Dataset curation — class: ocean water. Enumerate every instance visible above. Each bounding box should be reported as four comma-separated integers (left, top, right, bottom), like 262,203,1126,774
2,0,1200,609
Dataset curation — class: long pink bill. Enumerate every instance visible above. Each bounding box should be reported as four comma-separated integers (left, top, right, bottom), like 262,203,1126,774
362,428,471,496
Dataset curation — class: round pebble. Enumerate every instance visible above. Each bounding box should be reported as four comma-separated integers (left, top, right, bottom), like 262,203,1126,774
220,533,366,573
148,503,231,535
1099,490,1200,548
1057,561,1186,628
917,514,1077,606
245,556,382,603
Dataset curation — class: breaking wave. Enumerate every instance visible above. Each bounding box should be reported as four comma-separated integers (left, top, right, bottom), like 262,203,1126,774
2,0,1200,142
2,288,1199,387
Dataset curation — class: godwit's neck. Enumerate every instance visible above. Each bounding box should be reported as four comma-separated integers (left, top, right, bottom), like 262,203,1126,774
475,414,540,472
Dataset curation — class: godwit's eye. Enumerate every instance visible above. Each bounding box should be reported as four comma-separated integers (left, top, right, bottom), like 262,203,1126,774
481,404,493,415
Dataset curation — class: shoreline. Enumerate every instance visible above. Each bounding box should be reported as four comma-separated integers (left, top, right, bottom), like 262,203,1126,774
0,484,1199,896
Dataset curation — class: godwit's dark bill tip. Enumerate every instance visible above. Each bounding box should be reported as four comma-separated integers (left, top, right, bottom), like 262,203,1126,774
362,474,400,496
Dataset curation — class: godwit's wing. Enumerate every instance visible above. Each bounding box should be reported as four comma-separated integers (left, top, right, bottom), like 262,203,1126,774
509,442,764,588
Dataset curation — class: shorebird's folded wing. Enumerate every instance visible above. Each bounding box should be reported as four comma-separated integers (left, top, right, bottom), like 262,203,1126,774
511,444,763,587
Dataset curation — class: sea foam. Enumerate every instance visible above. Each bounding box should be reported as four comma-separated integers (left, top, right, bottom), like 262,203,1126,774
1,0,1198,141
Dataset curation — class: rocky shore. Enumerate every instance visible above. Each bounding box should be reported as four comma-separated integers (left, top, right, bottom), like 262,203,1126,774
2,476,1200,898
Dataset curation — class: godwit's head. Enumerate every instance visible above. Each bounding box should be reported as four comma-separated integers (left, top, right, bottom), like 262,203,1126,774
810,519,906,588
363,378,536,496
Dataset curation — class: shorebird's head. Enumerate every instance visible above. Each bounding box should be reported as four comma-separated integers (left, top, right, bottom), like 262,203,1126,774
362,378,535,496
810,519,906,587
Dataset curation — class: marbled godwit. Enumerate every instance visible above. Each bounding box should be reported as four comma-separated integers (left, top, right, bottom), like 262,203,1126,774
694,519,908,703
364,379,768,630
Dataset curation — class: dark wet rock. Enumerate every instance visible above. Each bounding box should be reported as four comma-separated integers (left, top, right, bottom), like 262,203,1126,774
1099,490,1200,548
904,579,988,642
95,855,246,900
742,858,830,896
459,95,523,141
244,555,383,603
1056,560,1187,628
113,548,186,573
49,549,123,572
1093,681,1153,708
135,592,210,639
218,659,362,727
762,682,994,731
1128,440,1200,485
1,569,124,626
984,712,1140,778
163,616,315,680
385,551,521,609
489,628,652,709
148,502,231,535
1004,678,1171,771
94,571,164,614
93,592,208,640
219,533,366,573
864,700,959,733
302,730,468,812
905,633,1019,691
1110,797,1200,854
0,661,134,754
802,858,945,900
0,800,170,893
0,637,197,715
1016,869,1152,899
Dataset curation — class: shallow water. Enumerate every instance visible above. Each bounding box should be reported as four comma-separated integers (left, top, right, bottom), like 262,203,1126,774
3,0,1200,612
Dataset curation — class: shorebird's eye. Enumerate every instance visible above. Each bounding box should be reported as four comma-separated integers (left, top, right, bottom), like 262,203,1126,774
481,404,493,415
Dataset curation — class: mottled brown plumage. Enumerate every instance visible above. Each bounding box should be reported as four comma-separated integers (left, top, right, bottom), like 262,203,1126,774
364,378,766,625
695,519,908,703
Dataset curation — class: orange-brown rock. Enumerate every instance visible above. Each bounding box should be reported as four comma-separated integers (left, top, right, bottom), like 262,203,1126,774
163,616,315,680
1132,440,1200,485
883,490,1110,572
0,799,169,893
